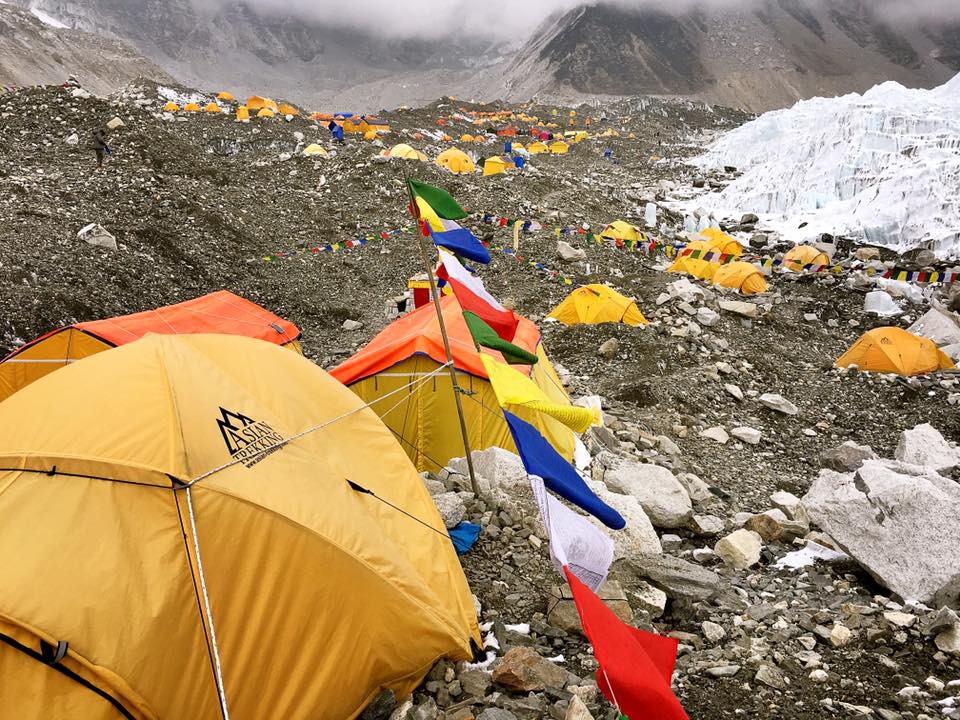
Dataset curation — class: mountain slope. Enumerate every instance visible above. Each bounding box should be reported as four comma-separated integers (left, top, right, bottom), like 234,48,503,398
496,1,959,111
0,3,173,94
12,0,510,109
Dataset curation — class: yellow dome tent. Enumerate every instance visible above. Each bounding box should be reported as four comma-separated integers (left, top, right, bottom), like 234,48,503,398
835,327,955,376
712,261,769,295
528,141,548,154
0,333,480,720
436,148,475,174
162,101,179,112
216,91,235,102
784,245,829,272
472,135,486,144
303,143,328,156
600,220,642,243
203,102,222,114
482,156,507,176
547,285,648,326
549,141,569,154
459,134,475,143
256,108,275,118
183,102,201,113
278,103,299,117
235,106,250,121
699,227,743,256
246,96,278,113
385,144,427,161
331,295,575,472
667,240,721,281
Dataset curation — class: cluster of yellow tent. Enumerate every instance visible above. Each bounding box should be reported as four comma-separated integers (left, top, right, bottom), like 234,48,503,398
666,228,770,295
381,143,428,161
0,294,481,718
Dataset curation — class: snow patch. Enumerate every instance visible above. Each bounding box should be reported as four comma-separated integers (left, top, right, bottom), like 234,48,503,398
28,3,67,28
692,74,960,257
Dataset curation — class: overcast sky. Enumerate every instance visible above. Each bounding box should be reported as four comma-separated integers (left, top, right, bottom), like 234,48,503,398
191,0,960,39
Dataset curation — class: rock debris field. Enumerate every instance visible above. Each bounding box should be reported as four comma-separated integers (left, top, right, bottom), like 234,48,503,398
1,80,959,720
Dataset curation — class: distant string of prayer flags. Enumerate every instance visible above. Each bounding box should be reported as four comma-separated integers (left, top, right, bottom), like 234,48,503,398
262,227,408,262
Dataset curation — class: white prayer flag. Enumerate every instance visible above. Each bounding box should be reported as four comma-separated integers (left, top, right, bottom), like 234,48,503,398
530,475,614,592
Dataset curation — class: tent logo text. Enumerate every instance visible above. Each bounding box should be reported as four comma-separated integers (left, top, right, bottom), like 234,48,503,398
216,407,284,468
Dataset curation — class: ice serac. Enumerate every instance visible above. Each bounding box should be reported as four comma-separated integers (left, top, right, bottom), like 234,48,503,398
694,74,960,257
803,459,960,607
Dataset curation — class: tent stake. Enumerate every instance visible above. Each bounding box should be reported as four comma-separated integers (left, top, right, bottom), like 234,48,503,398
405,177,481,497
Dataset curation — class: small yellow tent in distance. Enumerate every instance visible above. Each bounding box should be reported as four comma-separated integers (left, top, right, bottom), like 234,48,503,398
600,220,643,243
784,245,830,272
712,262,768,295
162,101,179,112
548,285,648,326
183,102,201,113
699,227,743,256
527,141,548,154
482,157,508,176
834,327,954,376
216,91,235,101
436,148,475,174
384,144,427,161
549,141,569,154
667,240,721,281
203,102,222,114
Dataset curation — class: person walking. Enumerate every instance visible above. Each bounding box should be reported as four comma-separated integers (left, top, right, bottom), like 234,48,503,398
92,127,111,170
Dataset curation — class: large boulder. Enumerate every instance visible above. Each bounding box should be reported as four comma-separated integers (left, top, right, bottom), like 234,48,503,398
447,447,527,504
557,241,587,262
603,459,693,529
803,459,960,606
895,423,960,474
714,529,763,569
586,480,662,559
629,553,722,602
908,307,960,346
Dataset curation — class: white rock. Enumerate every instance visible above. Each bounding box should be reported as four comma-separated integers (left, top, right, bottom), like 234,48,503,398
759,393,799,415
830,624,852,647
667,278,704,304
809,669,829,683
803,458,960,605
447,447,527,503
724,383,744,401
77,223,117,250
883,611,917,629
770,490,808,522
935,625,960,655
895,423,959,473
603,459,693,529
696,307,720,326
730,426,761,445
677,472,713,503
633,581,667,618
691,514,724,535
557,240,586,262
432,492,466,529
864,290,902,317
586,480,663,559
564,695,594,720
65,133,79,145
714,529,763,569
105,116,125,130
657,435,681,455
718,300,758,319
702,620,726,643
908,307,960,346
341,319,363,331
699,426,729,444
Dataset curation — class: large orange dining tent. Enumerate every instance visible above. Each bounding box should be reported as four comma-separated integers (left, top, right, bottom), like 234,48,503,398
0,291,301,402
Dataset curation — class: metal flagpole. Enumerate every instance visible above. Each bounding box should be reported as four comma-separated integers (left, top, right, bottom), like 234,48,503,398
405,177,480,497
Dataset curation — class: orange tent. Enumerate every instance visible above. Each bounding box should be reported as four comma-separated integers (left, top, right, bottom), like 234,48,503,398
331,295,574,471
0,291,301,401
834,327,954,376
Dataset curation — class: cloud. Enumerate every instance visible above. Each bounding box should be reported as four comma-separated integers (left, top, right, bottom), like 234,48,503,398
189,0,960,40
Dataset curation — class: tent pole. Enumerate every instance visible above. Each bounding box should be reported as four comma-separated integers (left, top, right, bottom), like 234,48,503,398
405,178,480,497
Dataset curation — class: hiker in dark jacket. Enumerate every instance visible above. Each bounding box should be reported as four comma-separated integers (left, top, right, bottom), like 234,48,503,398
92,128,111,170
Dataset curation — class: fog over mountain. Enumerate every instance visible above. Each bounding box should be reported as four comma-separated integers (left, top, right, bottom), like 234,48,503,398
6,0,959,111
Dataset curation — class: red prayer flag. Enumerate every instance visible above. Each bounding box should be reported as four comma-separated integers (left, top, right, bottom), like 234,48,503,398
563,566,688,720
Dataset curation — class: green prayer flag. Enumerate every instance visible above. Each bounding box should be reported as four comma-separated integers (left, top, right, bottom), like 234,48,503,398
463,311,538,366
407,178,468,220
